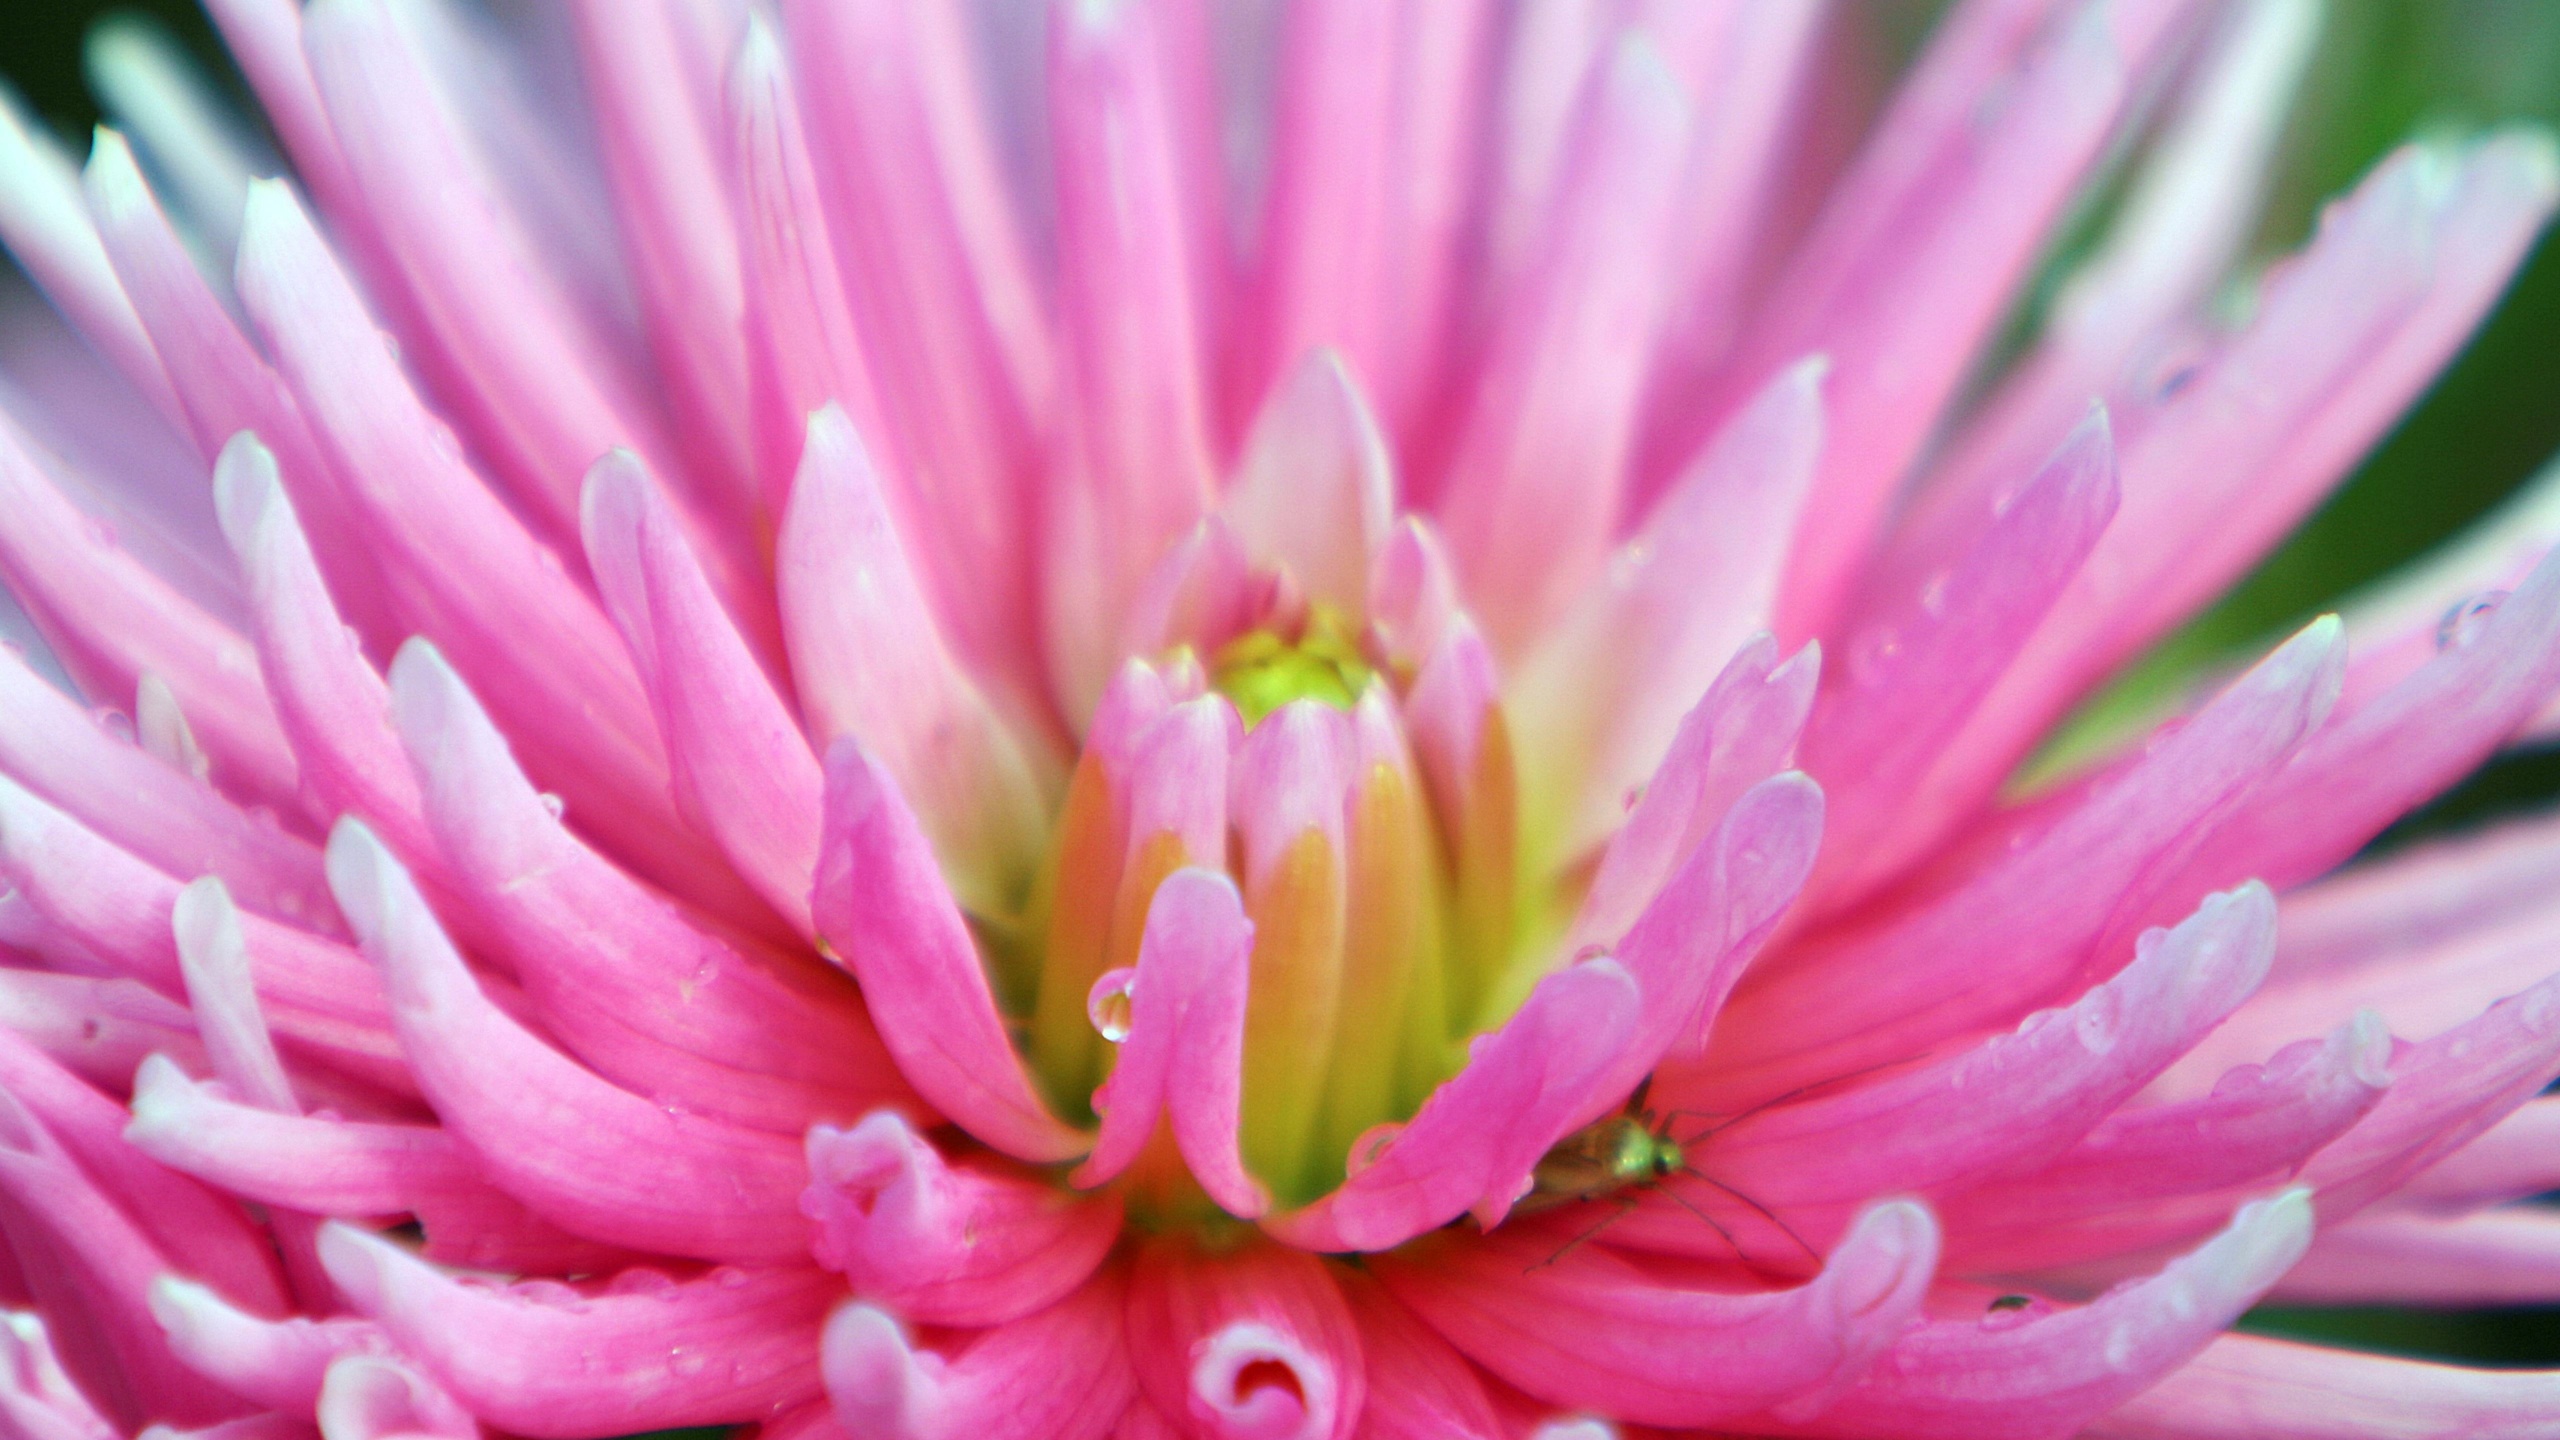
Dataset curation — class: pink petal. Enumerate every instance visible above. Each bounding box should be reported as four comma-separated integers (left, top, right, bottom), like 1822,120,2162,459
0,635,332,934
1125,1242,1363,1440
1437,35,1691,651
2394,1095,2560,1210
2271,1207,2560,1307
387,639,908,1134
1936,1013,2391,1273
311,1354,472,1440
1076,868,1264,1216
803,1111,1120,1329
318,1224,832,1436
1708,614,2342,1107
0,778,407,1093
1512,359,1825,856
1379,1198,1937,1429
85,128,395,647
0,1035,286,1321
1042,0,1217,705
0,1310,129,1440
812,740,1083,1163
325,819,812,1264
1803,408,2119,903
564,0,753,510
2085,1331,2560,1440
149,1278,383,1414
582,449,821,936
1754,1190,2312,1440
233,180,765,931
0,1091,250,1426
775,407,1050,917
1337,1273,1502,1440
822,1275,1132,1440
1264,956,1637,1252
1703,884,2275,1243
0,413,296,807
1563,637,1818,953
0,94,180,427
0,969,199,1093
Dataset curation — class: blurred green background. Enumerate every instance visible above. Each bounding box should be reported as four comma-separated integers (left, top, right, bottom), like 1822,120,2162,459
3,0,2559,1381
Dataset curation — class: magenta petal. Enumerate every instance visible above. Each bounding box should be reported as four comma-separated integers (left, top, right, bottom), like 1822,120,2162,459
2397,1096,2560,1211
2087,1331,2560,1439
1075,868,1265,1217
2272,1207,2560,1307
317,1224,832,1437
823,1276,1133,1440
1265,956,1637,1252
1381,1198,1937,1429
805,1112,1122,1328
1221,351,1395,616
1756,1192,2312,1440
582,449,822,936
1124,1243,1364,1440
324,819,812,1264
1339,1276,1503,1440
812,739,1084,1163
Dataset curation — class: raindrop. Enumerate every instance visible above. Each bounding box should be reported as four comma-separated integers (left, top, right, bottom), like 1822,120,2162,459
1917,571,1951,619
2436,590,2509,652
1087,968,1138,1043
713,1267,749,1290
1846,627,1901,687
538,792,567,819
668,1348,710,1377
1345,1122,1403,1178
607,1269,676,1297
94,707,134,742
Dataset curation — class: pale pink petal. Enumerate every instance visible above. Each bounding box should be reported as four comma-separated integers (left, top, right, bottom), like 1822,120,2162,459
804,1111,1120,1329
0,413,296,807
2085,1331,2560,1439
582,449,821,935
1513,359,1825,856
1219,352,1394,616
232,180,768,930
1042,0,1217,707
2270,1207,2560,1306
822,1275,1131,1440
324,819,812,1264
318,1224,831,1436
1380,1199,1937,1429
0,92,182,426
0,638,332,934
812,740,1083,1163
776,407,1051,917
1753,1191,2312,1440
2392,1095,2560,1211
311,1354,471,1440
0,970,200,1093
149,1278,383,1415
1437,35,1690,651
387,638,907,1134
0,778,407,1093
566,0,753,507
1125,1243,1363,1440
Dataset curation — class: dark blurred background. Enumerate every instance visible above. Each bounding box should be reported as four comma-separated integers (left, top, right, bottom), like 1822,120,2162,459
2,0,2558,1377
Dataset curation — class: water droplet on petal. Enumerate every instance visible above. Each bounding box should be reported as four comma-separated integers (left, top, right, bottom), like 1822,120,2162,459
668,1347,709,1377
1346,1122,1404,1177
1847,627,1901,686
1088,967,1138,1043
713,1267,749,1290
95,707,134,742
1917,571,1951,618
607,1269,676,1297
538,792,567,819
2437,590,2509,652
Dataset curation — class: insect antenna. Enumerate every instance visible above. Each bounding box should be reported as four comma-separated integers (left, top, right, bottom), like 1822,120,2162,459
1527,1194,1642,1273
1677,1165,1822,1267
1655,1057,1916,1145
1650,1178,1750,1262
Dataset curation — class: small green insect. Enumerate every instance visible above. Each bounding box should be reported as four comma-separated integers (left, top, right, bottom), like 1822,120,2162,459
1521,1078,1812,1271
1988,1294,2034,1313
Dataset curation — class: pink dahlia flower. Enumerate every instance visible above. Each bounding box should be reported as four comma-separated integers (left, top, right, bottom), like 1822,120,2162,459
3,0,2560,1435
